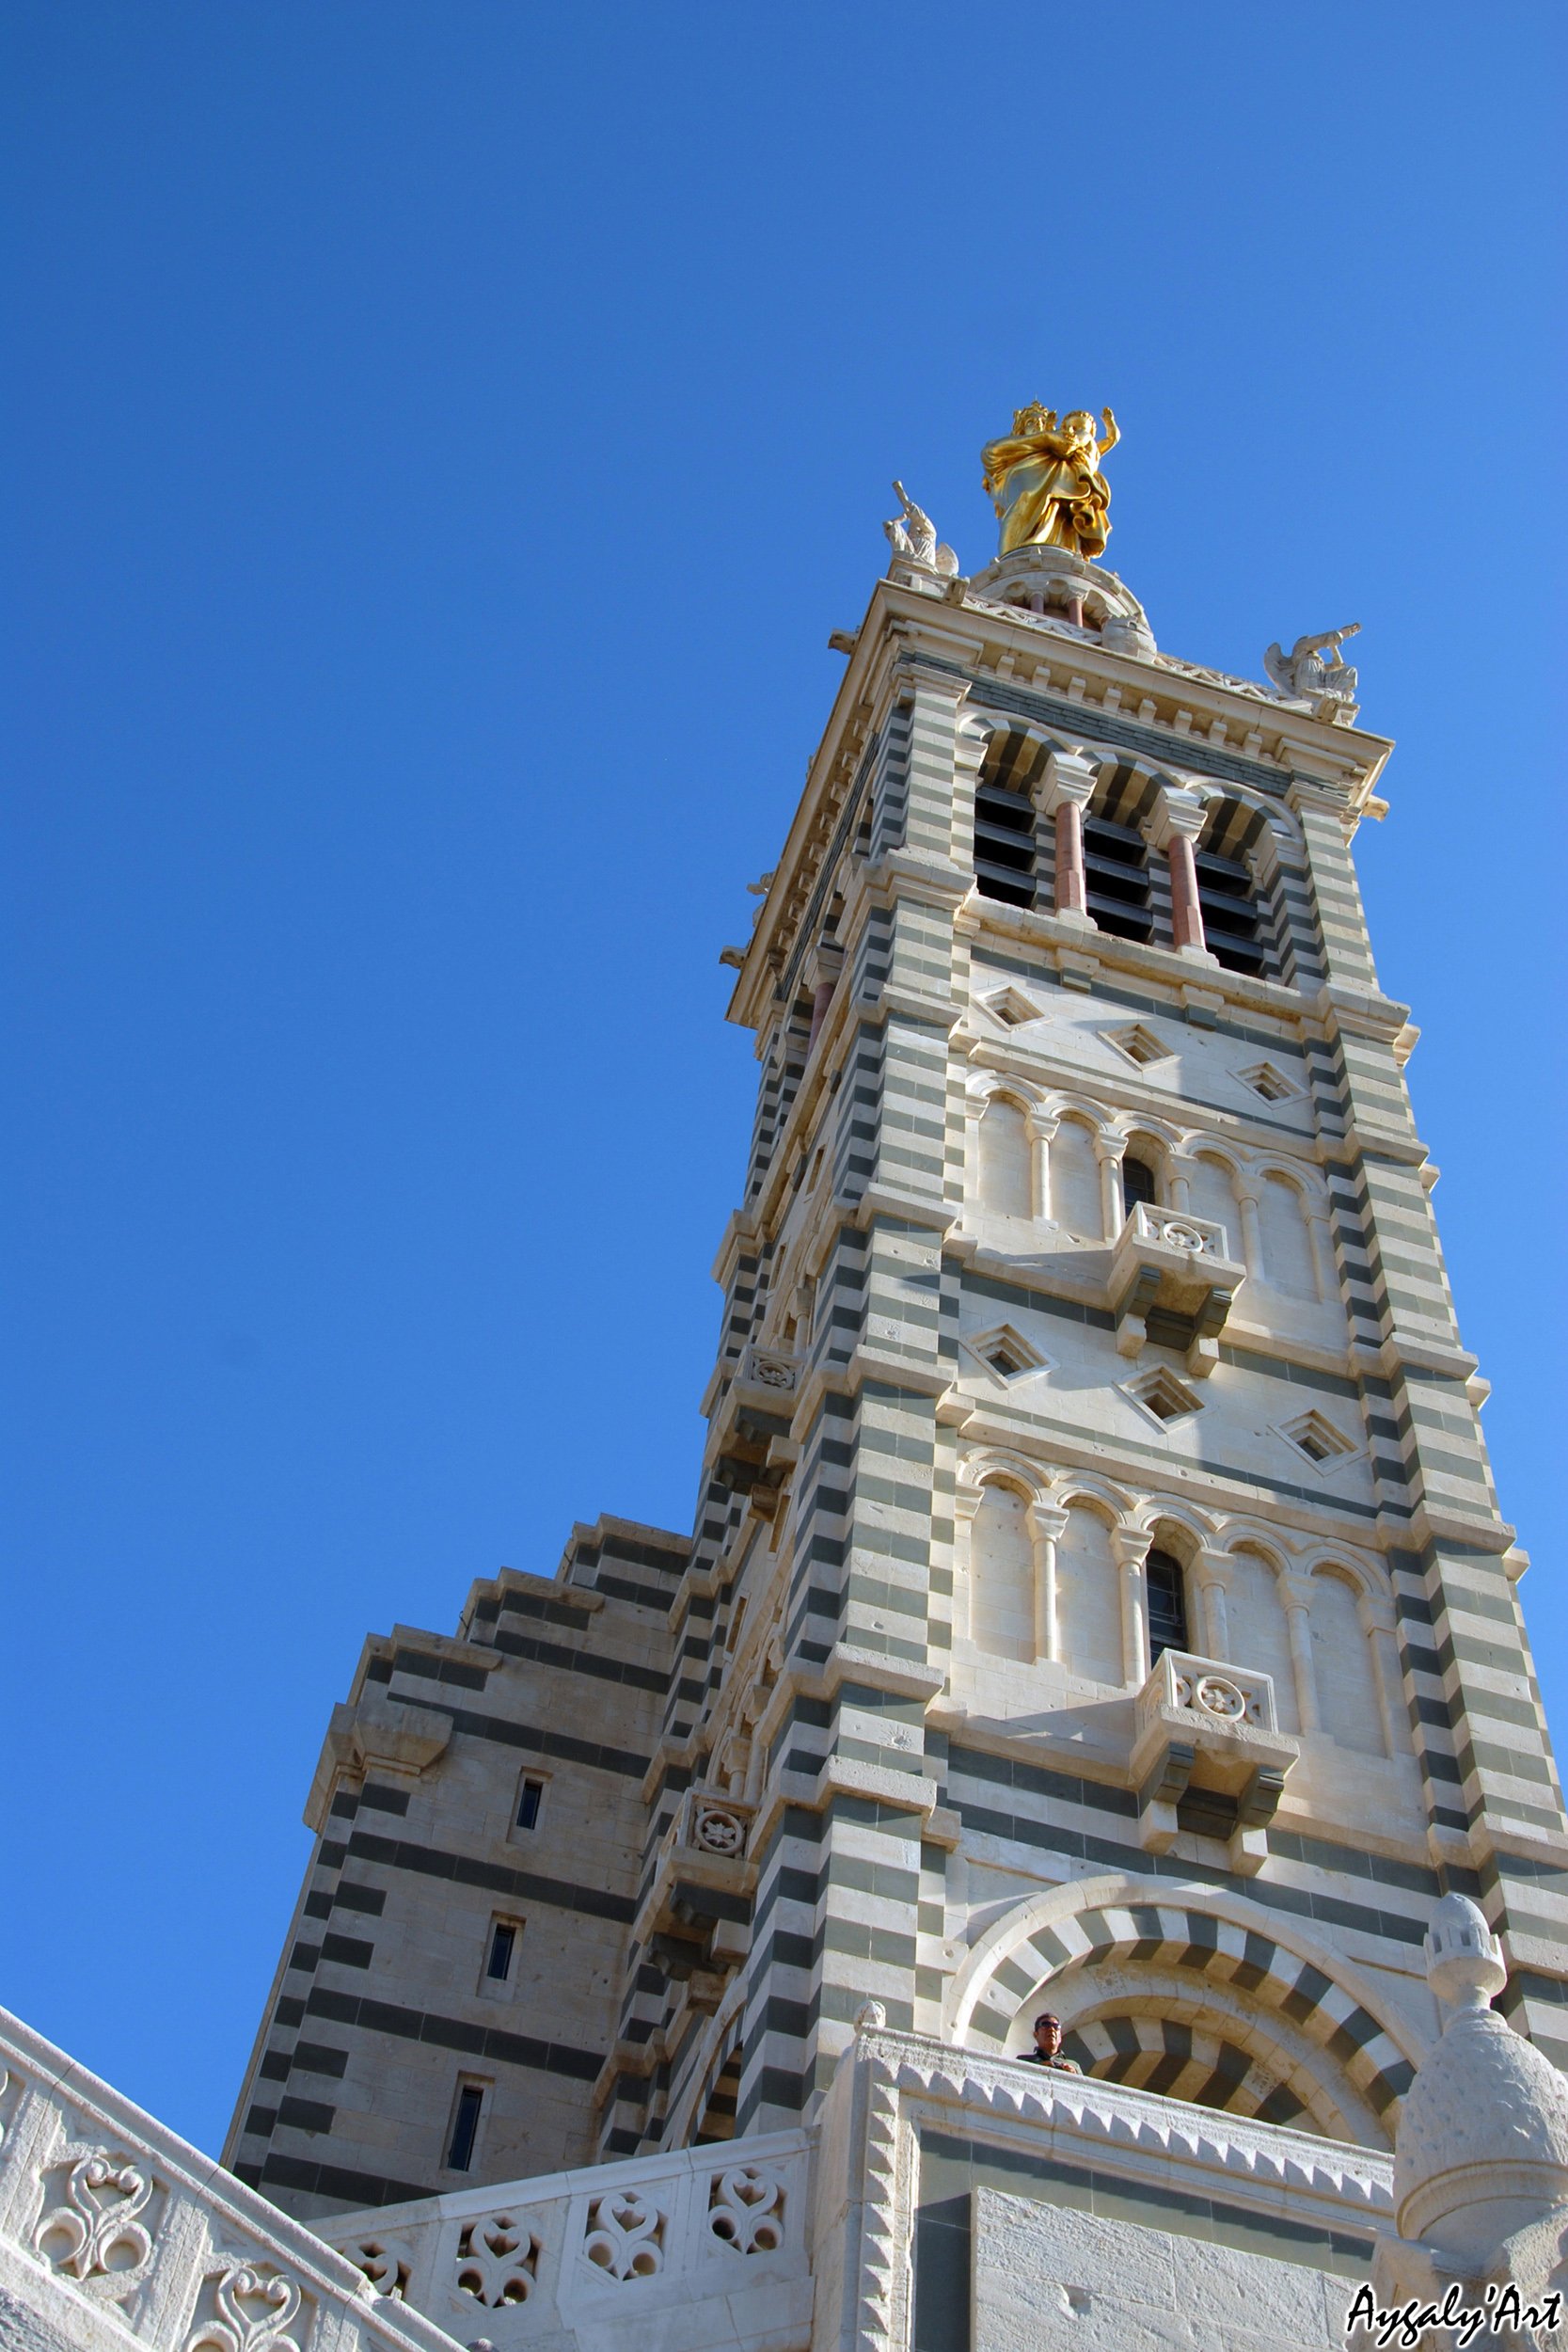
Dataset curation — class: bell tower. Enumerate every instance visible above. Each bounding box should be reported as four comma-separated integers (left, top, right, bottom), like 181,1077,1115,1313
601,441,1567,2161
228,420,1566,2227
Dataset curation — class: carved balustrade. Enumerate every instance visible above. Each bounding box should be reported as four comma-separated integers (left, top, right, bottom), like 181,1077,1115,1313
1131,1648,1300,1872
320,2129,814,2349
708,1349,800,1512
1108,1202,1245,1375
0,2003,456,2352
632,1788,758,1988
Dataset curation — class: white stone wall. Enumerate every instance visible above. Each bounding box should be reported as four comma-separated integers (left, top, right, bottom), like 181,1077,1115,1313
971,2188,1354,2351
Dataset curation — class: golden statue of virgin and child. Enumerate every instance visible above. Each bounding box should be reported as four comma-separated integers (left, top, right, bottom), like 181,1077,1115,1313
981,403,1120,561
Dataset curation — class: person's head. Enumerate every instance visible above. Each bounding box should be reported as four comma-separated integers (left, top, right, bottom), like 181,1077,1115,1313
1032,2012,1063,2055
1062,410,1095,446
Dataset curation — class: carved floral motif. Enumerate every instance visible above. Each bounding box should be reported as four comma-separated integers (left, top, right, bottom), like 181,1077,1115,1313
35,2151,156,2286
1172,1670,1248,1720
690,1803,746,1857
582,2189,664,2281
455,2215,538,2306
707,2164,784,2256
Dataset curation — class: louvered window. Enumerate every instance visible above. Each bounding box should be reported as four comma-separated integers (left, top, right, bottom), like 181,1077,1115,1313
974,780,1037,908
1082,816,1153,942
1196,846,1269,977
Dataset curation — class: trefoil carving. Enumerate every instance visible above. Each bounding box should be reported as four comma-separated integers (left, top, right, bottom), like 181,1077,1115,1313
35,2151,156,2288
185,2260,306,2352
456,2215,538,2306
345,2237,411,2299
708,2164,784,2256
582,2188,664,2282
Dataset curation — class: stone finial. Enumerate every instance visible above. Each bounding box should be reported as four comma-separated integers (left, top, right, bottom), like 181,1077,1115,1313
1424,1891,1507,2010
1390,1893,1568,2267
854,2000,887,2032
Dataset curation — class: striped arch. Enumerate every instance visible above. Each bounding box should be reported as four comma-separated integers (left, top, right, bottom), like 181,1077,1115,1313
676,2004,748,2149
1198,790,1279,863
1060,2009,1326,2134
947,1874,1424,2146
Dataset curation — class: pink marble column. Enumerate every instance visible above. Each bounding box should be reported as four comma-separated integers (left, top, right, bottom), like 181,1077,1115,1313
1148,786,1212,960
1054,798,1087,917
1042,748,1097,928
1167,828,1205,951
805,976,836,1054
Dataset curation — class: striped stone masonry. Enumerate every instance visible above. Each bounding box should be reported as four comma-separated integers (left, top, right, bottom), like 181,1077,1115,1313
228,535,1567,2244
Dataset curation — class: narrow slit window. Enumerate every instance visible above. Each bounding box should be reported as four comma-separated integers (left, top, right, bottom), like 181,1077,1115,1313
447,2083,484,2172
486,1921,518,1981
1121,1156,1158,1216
515,1776,544,1832
1145,1549,1190,1661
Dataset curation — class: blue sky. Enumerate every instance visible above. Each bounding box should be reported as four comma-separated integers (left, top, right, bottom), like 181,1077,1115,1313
4,5,1564,2156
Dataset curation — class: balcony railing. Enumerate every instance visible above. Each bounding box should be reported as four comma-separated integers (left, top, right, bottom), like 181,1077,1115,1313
1131,1649,1299,1870
1108,1204,1245,1374
1122,1203,1232,1261
1135,1647,1278,1739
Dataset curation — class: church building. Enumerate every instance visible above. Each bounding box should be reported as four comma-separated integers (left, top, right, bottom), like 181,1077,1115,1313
6,410,1567,2352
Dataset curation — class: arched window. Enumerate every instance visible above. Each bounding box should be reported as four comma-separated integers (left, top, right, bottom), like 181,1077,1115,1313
1121,1152,1159,1217
1145,1547,1190,1661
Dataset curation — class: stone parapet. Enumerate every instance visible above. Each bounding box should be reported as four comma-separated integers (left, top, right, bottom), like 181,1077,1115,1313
0,2003,460,2352
316,2129,815,2352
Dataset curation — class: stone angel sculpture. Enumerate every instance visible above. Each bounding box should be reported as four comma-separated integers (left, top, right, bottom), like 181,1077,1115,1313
980,405,1120,560
1264,624,1360,719
883,482,959,577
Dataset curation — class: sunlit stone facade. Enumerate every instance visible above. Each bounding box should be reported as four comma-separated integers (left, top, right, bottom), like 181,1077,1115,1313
189,501,1568,2346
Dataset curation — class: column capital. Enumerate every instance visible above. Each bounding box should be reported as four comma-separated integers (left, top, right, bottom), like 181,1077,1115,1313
1277,1569,1315,1614
1111,1526,1153,1572
1193,1546,1233,1590
1039,747,1098,816
1146,784,1209,850
1093,1132,1128,1168
1024,1500,1070,1544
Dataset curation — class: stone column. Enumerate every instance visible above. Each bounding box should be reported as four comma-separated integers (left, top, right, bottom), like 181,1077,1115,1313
1040,749,1097,929
1094,1131,1127,1242
803,944,844,1056
1030,1113,1058,1225
1193,1548,1232,1661
1278,1571,1321,1733
1112,1527,1154,1689
1232,1184,1265,1279
1025,1502,1069,1664
1147,785,1213,960
952,1478,984,1644
1358,1595,1402,1762
1305,1204,1335,1302
1166,1156,1194,1213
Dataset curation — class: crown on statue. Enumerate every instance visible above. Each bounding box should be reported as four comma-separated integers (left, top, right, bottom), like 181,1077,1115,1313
1012,403,1061,436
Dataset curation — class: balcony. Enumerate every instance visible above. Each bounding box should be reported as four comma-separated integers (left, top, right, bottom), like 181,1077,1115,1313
633,1788,756,1995
1108,1203,1245,1376
1131,1649,1299,1873
709,1346,800,1512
